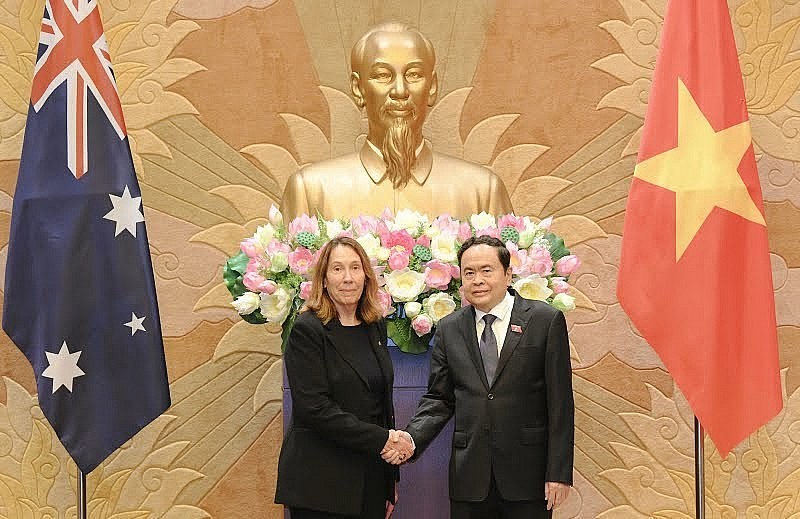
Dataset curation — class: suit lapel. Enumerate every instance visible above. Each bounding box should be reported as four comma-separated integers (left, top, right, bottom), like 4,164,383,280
492,296,531,386
460,307,490,390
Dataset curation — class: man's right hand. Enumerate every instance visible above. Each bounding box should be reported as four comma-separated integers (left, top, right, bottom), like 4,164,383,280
380,430,414,465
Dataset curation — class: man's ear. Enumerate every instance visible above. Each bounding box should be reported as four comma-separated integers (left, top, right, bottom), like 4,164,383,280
427,70,439,107
351,72,365,108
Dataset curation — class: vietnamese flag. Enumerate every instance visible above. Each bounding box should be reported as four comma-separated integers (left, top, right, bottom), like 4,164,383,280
617,0,781,457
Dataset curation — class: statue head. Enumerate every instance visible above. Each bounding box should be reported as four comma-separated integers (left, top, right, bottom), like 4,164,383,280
350,23,439,189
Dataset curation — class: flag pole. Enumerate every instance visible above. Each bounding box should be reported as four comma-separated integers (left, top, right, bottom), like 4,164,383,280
78,468,87,519
694,416,704,519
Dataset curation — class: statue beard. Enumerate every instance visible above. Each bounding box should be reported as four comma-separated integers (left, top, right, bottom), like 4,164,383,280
380,102,418,190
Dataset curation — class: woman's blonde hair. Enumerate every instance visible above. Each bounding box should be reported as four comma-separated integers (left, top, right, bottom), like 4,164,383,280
303,237,384,324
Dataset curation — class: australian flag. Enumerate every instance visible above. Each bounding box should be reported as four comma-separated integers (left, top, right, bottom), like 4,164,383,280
2,0,170,473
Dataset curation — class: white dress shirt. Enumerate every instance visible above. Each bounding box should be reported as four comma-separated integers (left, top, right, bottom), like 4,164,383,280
474,291,515,356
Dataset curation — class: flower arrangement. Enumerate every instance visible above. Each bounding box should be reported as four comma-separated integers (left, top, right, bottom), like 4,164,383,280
223,206,581,353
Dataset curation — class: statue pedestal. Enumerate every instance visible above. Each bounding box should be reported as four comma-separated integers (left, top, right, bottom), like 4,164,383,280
282,343,452,518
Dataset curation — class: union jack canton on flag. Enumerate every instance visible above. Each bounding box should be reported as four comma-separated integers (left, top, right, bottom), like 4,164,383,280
2,0,170,473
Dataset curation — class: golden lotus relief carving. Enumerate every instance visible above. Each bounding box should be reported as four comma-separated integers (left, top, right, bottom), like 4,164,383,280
0,378,210,518
0,0,204,175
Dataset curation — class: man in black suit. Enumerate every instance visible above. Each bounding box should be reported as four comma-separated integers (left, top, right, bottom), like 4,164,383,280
399,235,574,518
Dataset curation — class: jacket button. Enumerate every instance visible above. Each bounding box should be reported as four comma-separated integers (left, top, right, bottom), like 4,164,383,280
487,393,495,400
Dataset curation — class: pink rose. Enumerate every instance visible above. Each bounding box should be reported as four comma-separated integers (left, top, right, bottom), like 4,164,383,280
457,223,473,242
388,251,410,270
411,314,433,336
475,226,500,239
416,235,431,247
498,214,525,231
299,281,313,300
243,272,277,294
551,277,570,294
451,265,461,280
424,260,453,290
555,255,581,276
377,289,395,317
288,214,319,236
382,229,415,252
289,247,315,275
240,238,261,258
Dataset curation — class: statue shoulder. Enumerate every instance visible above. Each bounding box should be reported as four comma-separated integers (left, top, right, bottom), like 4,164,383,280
431,152,498,178
289,152,362,182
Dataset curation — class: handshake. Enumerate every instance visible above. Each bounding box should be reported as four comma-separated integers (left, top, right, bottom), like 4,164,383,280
381,429,414,465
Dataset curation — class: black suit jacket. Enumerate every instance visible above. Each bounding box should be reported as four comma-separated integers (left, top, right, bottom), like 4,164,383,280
275,311,398,515
406,293,574,502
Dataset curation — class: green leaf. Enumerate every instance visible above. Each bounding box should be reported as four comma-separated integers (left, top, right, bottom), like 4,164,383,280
241,309,267,325
544,232,570,263
387,318,431,354
223,251,250,299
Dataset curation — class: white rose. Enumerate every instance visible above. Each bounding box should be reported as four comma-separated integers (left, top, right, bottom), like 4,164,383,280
356,234,382,259
376,247,391,262
231,291,260,315
430,235,458,263
385,268,427,302
392,209,429,236
423,292,457,323
552,293,576,312
512,275,553,301
260,286,295,324
325,219,346,238
270,251,289,273
470,212,496,230
253,224,276,249
404,301,422,319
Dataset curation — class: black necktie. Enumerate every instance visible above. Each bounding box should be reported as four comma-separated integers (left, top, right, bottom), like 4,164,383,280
480,314,498,384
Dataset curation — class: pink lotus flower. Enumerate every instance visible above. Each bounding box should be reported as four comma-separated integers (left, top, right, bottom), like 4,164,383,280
246,257,269,273
416,235,431,247
432,214,460,236
411,314,433,336
351,215,379,236
299,281,313,300
475,226,500,239
289,247,315,275
451,265,461,280
424,260,453,290
388,250,410,270
506,242,531,276
267,240,291,255
243,272,277,294
240,238,261,258
555,255,581,276
529,247,553,276
377,289,395,317
458,223,473,242
380,208,394,221
550,277,570,294
459,285,472,307
539,216,553,230
288,214,319,236
498,214,525,231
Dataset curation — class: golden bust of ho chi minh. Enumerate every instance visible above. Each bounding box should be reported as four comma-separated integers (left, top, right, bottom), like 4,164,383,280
280,22,514,220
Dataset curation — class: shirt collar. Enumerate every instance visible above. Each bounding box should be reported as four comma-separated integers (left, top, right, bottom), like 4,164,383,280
474,291,515,325
360,139,433,186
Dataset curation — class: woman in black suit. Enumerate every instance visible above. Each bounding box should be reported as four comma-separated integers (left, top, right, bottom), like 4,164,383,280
275,237,411,518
